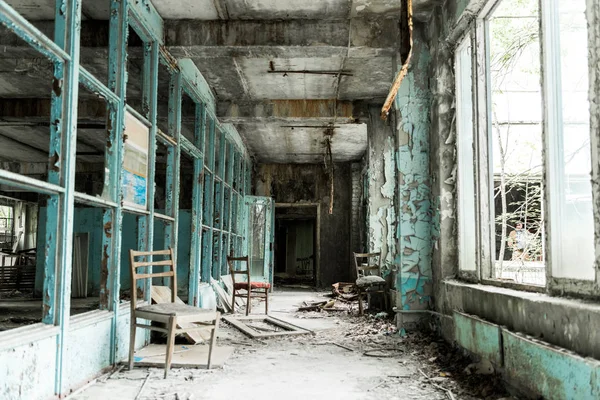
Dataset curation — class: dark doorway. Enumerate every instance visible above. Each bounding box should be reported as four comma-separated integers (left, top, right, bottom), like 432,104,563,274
274,206,318,287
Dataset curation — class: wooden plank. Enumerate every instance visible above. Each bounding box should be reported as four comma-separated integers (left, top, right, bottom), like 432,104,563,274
220,274,244,310
150,286,210,343
222,315,312,339
210,278,232,313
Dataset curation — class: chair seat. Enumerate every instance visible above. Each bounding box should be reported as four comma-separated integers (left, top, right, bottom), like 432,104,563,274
137,303,217,317
356,275,386,287
234,281,271,290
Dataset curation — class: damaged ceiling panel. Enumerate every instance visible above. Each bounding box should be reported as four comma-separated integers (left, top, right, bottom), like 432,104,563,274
238,123,367,163
159,0,410,163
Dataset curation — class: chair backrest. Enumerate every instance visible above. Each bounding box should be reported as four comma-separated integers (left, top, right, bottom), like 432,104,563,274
226,255,250,286
129,248,176,310
353,252,381,278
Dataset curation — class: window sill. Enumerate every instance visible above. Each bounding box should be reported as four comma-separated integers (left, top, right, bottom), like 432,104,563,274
480,278,545,293
443,279,600,359
0,322,60,352
444,279,600,312
69,309,113,331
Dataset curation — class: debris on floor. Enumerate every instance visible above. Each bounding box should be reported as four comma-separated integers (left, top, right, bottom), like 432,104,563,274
223,315,312,339
71,290,512,400
128,344,234,369
296,282,364,313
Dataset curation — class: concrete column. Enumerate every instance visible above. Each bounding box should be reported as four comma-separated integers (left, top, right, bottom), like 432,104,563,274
367,105,397,272
393,23,434,314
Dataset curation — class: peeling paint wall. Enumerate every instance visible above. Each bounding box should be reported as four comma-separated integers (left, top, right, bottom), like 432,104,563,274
254,163,353,286
367,106,397,272
393,23,434,311
428,2,460,314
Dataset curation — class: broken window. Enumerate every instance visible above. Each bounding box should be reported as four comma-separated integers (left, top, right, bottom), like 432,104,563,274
126,26,146,116
0,201,15,250
0,23,63,331
79,0,110,87
75,82,111,198
0,189,42,331
156,58,171,137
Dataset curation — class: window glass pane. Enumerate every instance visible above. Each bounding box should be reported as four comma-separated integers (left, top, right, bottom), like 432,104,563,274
455,36,477,271
554,0,594,280
489,0,545,285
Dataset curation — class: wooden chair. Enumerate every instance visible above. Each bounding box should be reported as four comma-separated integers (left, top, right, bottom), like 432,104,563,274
353,252,388,315
226,255,270,315
129,248,220,378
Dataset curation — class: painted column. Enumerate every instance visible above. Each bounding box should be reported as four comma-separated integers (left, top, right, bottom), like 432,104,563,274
367,106,397,272
394,25,434,313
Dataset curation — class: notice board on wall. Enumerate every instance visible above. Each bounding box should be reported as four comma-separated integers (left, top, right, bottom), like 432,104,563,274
122,112,149,209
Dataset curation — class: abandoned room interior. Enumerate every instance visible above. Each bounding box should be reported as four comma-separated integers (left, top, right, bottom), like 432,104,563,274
0,0,599,399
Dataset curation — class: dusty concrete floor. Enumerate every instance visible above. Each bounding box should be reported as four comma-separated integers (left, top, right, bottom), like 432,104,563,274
70,289,508,400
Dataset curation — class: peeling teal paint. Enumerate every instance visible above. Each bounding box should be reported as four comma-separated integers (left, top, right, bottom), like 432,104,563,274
503,330,600,399
367,110,397,270
0,0,251,396
454,311,503,366
394,31,433,311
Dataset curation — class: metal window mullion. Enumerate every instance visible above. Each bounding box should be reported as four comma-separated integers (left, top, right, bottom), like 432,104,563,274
0,170,64,195
213,179,223,279
50,0,82,396
540,0,565,289
104,0,127,366
474,17,493,281
0,2,70,63
245,159,251,195
140,40,160,303
165,72,182,278
208,119,216,171
189,154,204,305
588,0,600,286
226,143,234,186
189,102,206,305
80,68,120,105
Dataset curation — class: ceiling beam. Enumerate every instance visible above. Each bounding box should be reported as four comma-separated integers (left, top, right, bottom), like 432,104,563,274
216,99,373,124
165,19,399,49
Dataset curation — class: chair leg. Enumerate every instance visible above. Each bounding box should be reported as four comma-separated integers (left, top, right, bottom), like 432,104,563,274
164,316,177,379
232,291,236,314
128,316,136,371
264,289,268,315
358,290,364,316
207,313,220,370
246,289,251,316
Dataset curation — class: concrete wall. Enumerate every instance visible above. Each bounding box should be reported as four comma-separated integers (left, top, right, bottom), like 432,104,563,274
254,163,353,286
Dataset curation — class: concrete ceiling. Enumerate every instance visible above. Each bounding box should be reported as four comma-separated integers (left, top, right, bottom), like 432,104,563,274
162,0,406,163
0,0,442,165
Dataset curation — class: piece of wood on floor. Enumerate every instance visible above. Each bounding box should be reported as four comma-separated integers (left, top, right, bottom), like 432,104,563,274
150,286,211,343
210,278,232,313
223,315,313,339
220,274,245,310
129,344,234,369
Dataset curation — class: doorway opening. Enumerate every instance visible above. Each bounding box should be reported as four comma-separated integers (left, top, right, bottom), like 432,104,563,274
274,204,320,288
